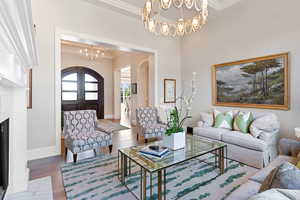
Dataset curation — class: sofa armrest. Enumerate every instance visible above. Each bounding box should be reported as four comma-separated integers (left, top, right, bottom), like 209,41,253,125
197,121,207,128
258,130,279,146
250,113,280,138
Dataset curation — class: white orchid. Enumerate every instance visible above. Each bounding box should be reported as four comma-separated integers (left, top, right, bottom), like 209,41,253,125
162,72,198,135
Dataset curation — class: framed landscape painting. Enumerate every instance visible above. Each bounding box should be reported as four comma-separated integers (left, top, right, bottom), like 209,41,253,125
212,53,289,110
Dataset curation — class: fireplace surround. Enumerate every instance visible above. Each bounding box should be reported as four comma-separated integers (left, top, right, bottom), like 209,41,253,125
0,119,9,200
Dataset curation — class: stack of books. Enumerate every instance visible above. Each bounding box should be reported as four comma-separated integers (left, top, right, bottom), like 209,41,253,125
139,145,169,159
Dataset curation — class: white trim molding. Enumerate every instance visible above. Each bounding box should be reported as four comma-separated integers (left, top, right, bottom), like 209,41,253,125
84,0,173,23
92,0,140,16
55,28,159,159
84,0,242,18
27,146,60,161
104,114,114,119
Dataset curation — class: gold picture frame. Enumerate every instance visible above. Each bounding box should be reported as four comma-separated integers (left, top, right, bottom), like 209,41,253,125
212,53,289,110
27,69,32,109
164,79,176,103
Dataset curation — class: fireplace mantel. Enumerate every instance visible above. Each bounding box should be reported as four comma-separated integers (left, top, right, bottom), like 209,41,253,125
0,85,28,194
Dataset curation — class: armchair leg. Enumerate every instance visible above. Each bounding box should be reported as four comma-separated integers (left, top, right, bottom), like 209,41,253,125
136,134,139,141
65,147,68,158
73,153,77,163
145,139,148,143
109,145,113,153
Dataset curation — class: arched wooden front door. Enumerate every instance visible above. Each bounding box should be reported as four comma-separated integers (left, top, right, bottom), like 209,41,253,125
61,67,104,119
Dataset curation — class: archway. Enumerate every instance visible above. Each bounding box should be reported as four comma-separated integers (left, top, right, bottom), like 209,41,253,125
61,66,104,119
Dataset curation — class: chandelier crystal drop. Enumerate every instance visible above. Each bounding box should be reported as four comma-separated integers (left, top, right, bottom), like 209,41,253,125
142,0,208,37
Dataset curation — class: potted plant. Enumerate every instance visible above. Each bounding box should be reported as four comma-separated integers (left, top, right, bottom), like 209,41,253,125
163,107,191,150
163,73,197,150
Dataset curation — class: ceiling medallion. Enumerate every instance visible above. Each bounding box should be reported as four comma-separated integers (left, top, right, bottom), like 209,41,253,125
142,0,208,37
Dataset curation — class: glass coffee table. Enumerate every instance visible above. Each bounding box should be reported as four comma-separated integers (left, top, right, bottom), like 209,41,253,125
118,135,227,200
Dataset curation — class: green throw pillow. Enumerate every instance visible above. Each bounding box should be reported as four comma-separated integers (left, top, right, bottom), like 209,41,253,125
213,110,234,130
233,111,254,133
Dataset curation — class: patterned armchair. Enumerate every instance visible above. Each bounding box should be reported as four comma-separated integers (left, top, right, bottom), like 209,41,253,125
136,107,167,143
63,110,113,163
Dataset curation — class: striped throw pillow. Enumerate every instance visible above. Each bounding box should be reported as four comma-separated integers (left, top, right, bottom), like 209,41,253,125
233,111,254,133
213,110,234,130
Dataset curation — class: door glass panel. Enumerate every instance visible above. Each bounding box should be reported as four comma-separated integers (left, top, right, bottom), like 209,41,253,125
85,83,98,91
62,82,77,91
62,73,77,81
62,92,77,100
85,92,98,100
85,74,97,82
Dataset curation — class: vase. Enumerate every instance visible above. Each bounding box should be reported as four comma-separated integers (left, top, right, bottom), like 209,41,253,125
163,131,186,150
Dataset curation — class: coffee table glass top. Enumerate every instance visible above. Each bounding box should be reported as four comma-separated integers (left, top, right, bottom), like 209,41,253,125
118,135,225,173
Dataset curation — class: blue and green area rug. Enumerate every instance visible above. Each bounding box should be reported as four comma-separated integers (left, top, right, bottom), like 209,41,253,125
60,154,257,200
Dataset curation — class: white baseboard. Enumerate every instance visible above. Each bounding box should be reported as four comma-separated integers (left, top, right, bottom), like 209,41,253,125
131,120,136,126
6,168,30,194
104,114,114,119
27,146,60,161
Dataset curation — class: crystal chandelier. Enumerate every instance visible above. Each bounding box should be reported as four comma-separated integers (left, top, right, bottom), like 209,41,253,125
79,46,105,60
142,0,208,37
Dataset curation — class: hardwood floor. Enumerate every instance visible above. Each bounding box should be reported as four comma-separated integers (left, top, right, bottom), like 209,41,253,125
28,125,158,200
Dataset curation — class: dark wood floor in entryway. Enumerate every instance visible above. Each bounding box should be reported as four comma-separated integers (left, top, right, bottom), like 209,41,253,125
28,125,155,200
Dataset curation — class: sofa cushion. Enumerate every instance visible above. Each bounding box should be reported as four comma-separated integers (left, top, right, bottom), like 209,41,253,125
222,131,267,151
248,189,296,200
225,180,261,200
65,130,112,153
193,127,229,140
250,155,298,183
271,162,300,189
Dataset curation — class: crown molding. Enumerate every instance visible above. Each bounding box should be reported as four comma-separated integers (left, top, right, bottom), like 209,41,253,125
83,0,174,22
86,0,243,14
209,0,242,10
87,0,140,16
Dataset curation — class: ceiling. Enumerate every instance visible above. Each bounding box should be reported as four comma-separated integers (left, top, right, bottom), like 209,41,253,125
83,0,243,21
121,0,242,10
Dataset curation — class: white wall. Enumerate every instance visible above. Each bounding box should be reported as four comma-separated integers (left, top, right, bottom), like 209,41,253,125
61,51,114,118
182,0,300,138
28,0,181,153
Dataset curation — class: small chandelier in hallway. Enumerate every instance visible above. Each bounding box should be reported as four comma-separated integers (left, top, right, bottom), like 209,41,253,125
142,0,208,37
79,46,105,60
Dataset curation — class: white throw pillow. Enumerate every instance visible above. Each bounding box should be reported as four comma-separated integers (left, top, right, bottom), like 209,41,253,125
250,114,279,138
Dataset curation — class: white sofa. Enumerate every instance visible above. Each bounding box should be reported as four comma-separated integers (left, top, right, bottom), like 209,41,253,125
226,155,299,200
194,110,280,169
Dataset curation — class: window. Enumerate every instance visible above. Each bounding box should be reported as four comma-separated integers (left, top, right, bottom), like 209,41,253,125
63,73,77,81
85,74,97,82
61,66,104,119
62,73,78,101
84,73,98,101
85,92,98,100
